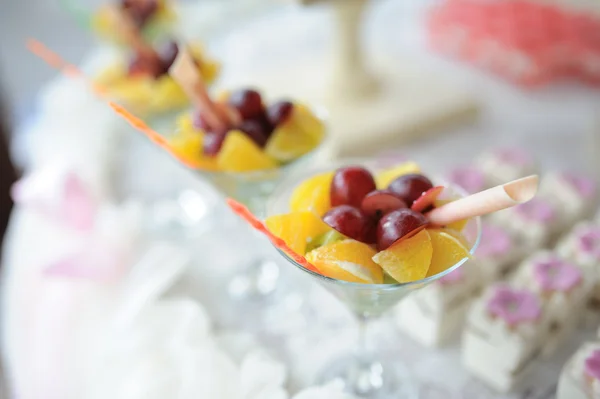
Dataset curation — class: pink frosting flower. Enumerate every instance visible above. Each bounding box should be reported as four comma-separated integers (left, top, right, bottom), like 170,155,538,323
561,173,596,198
446,167,485,194
514,198,555,223
438,267,464,285
494,148,532,167
585,350,600,381
577,227,600,259
532,256,581,292
486,286,542,326
476,224,512,258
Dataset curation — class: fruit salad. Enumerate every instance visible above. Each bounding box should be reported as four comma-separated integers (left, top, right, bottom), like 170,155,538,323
95,41,219,115
266,163,473,284
93,0,175,44
169,88,326,172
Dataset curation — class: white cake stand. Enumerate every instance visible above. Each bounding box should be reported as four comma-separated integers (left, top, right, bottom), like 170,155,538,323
216,0,479,157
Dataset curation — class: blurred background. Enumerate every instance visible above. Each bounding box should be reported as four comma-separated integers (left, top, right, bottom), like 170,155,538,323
2,0,600,398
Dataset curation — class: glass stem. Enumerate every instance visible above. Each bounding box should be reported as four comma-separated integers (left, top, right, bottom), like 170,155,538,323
356,314,374,360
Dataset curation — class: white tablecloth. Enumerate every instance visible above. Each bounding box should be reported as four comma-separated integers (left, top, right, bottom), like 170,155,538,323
4,1,600,398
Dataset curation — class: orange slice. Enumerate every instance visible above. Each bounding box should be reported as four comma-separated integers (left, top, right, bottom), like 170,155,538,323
426,228,471,277
372,229,432,283
375,162,421,189
217,130,278,172
306,240,384,284
289,172,334,216
265,212,331,255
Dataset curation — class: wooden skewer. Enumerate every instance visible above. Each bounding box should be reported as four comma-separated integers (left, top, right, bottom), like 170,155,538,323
169,46,240,132
105,4,156,58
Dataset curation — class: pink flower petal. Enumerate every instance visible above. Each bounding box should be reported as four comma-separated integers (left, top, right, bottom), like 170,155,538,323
44,249,124,283
585,350,600,381
62,173,96,231
532,256,581,292
486,285,541,326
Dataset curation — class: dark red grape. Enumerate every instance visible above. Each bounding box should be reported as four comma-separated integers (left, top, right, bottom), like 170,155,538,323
203,131,228,156
376,208,428,250
228,89,264,120
253,112,275,137
267,101,294,126
239,119,268,147
159,40,179,72
330,166,377,208
388,174,434,206
361,190,407,219
323,205,373,243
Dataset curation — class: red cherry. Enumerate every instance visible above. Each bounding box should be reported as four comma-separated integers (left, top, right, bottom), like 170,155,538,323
388,174,434,206
323,205,374,243
330,166,377,208
376,208,428,251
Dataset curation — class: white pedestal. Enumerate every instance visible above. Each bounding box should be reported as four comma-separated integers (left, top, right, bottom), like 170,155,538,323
220,56,478,157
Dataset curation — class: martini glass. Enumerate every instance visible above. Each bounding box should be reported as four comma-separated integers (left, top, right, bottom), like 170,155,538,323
185,108,333,304
267,158,481,398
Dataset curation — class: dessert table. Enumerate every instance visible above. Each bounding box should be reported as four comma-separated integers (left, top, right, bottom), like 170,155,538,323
3,1,600,398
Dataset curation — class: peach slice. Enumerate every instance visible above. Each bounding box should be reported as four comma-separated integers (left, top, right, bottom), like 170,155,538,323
372,229,433,283
426,228,471,277
306,240,384,284
411,186,444,213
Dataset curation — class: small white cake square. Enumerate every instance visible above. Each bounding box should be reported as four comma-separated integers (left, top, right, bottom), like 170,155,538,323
472,222,533,282
396,260,481,347
476,147,538,186
557,222,600,269
539,172,597,225
557,342,600,399
492,197,563,247
462,284,550,392
512,251,594,356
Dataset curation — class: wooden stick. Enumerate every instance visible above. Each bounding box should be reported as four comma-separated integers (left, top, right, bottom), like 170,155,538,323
105,4,156,58
427,175,539,226
169,47,228,131
169,47,239,131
